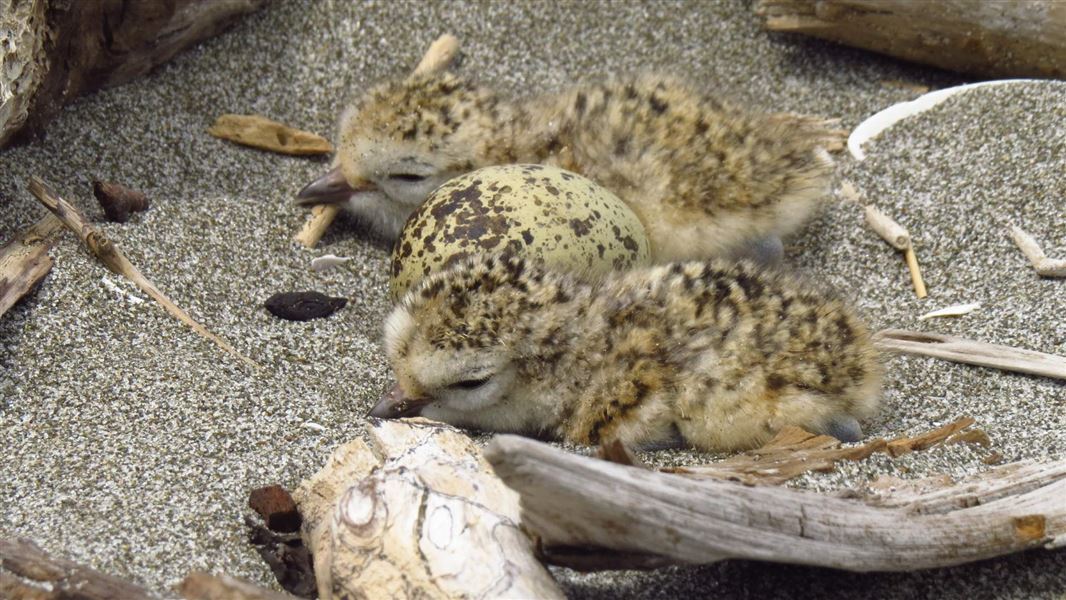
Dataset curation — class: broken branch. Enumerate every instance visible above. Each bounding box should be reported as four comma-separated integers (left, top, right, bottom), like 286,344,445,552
874,329,1066,381
0,535,151,599
1009,225,1066,278
27,177,260,370
0,215,62,317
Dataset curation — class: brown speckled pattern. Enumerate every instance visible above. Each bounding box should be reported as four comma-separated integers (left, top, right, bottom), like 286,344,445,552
389,164,650,299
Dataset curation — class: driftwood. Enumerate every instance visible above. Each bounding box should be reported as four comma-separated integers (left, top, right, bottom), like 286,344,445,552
874,329,1066,381
208,115,333,156
292,418,563,600
295,33,461,248
179,572,296,600
484,434,1066,572
1009,225,1066,278
664,417,980,485
0,535,151,599
0,0,268,148
0,215,62,317
754,0,1066,79
27,177,260,370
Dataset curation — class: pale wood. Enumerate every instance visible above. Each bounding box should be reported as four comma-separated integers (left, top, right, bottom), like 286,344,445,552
179,572,296,600
665,418,978,484
874,329,1066,381
292,419,563,600
918,302,981,321
208,114,333,156
1009,225,1066,278
1,0,268,148
754,0,1066,79
0,215,62,317
295,33,462,248
864,204,910,251
484,434,1066,572
27,177,260,370
904,246,927,298
293,204,340,248
0,535,151,599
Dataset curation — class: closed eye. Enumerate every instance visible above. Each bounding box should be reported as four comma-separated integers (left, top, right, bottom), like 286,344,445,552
388,173,428,182
450,377,491,390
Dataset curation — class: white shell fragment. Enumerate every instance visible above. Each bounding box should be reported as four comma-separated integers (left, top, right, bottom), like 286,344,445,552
310,254,353,272
918,303,982,321
301,421,327,432
848,79,1038,160
101,276,145,304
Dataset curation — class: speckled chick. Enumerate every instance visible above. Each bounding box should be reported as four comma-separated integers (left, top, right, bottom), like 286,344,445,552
298,72,842,263
372,254,883,452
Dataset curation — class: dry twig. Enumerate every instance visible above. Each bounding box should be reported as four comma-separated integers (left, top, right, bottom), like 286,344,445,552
27,177,260,370
295,33,462,247
1009,225,1066,278
875,329,1066,381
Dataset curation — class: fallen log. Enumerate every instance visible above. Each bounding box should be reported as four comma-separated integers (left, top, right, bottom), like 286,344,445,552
484,434,1066,572
754,0,1066,79
0,535,151,599
292,418,563,599
1,0,269,148
0,215,62,317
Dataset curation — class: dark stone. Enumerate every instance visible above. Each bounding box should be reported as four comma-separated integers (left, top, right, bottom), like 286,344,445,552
265,291,347,321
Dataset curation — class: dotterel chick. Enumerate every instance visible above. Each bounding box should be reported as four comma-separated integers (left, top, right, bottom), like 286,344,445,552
299,72,842,264
372,254,883,452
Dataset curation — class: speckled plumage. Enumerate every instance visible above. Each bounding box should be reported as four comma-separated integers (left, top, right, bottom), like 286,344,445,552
306,72,842,262
381,254,882,452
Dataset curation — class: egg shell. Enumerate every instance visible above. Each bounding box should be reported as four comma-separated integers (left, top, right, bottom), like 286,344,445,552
390,164,651,300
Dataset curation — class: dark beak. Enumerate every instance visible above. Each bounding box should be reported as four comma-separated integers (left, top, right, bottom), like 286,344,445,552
295,166,375,206
367,383,432,419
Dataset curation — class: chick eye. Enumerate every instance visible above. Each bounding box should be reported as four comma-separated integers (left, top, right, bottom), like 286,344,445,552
388,173,427,182
451,377,490,390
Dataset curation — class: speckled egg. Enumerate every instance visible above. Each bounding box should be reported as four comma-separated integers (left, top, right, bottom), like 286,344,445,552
390,164,651,300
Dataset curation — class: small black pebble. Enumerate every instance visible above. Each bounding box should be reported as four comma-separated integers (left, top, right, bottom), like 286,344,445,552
265,291,347,321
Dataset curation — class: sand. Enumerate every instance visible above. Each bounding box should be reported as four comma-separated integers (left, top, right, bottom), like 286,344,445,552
0,1,1062,598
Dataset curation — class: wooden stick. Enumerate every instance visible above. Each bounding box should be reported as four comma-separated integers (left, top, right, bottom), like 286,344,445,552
874,329,1066,381
209,114,333,156
904,246,928,298
1009,225,1066,278
0,215,63,317
179,572,298,600
0,535,151,599
27,177,260,370
864,204,910,251
294,204,340,248
295,33,462,248
484,434,1066,572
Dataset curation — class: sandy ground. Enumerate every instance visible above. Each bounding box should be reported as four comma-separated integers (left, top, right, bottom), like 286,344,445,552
1,1,1063,598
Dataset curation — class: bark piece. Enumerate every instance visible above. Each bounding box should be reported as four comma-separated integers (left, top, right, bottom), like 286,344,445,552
292,418,563,600
0,215,62,317
27,177,260,370
754,0,1066,79
179,571,297,600
93,181,150,223
0,535,151,599
874,329,1066,381
208,115,332,156
249,485,301,533
1,0,269,148
484,434,1066,572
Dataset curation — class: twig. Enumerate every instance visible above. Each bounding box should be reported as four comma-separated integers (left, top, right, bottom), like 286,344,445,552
27,177,260,370
863,202,927,298
0,535,151,599
874,328,1066,381
1009,224,1066,278
209,114,333,156
0,215,63,317
295,33,462,248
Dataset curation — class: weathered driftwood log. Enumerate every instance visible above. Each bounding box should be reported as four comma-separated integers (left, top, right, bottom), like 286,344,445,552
292,418,563,600
874,329,1066,381
0,0,269,148
754,0,1066,79
0,215,62,317
0,535,152,599
484,434,1066,572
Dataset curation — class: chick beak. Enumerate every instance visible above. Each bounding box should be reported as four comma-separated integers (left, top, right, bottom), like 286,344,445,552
367,383,431,419
296,166,376,206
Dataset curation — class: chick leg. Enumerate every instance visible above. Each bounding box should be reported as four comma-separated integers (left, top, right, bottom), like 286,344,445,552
733,235,784,268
